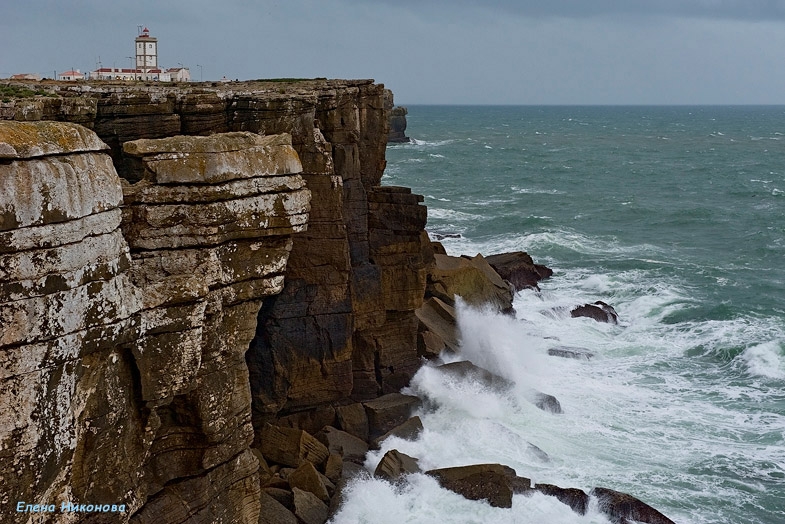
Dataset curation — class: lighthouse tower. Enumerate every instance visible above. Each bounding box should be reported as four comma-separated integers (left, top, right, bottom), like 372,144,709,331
135,27,158,80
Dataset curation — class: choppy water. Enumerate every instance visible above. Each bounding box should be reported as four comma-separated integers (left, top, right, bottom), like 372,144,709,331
331,106,785,524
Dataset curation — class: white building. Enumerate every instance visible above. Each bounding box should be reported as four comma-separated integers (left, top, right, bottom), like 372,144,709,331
58,69,84,81
82,28,191,82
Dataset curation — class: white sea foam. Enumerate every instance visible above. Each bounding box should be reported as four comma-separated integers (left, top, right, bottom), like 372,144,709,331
739,341,785,379
411,138,455,147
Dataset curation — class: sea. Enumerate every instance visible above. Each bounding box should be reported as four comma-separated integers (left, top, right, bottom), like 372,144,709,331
329,105,785,524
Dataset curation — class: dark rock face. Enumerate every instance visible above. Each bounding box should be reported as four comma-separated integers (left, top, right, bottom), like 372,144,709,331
486,251,553,291
591,487,676,524
571,301,619,324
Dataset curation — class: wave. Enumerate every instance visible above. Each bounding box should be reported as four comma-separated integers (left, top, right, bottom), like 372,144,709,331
738,341,785,380
410,138,455,147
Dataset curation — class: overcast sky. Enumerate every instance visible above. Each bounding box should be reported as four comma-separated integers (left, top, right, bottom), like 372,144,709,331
3,0,785,104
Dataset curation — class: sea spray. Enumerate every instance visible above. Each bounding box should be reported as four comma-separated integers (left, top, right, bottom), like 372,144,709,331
332,105,785,524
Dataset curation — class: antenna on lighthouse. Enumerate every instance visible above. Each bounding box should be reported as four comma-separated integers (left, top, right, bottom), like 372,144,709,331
137,25,143,36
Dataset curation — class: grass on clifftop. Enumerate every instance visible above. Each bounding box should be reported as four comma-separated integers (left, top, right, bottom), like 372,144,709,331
1,84,55,102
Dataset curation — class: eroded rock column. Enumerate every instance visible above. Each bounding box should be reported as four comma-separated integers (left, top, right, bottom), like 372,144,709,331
120,132,310,524
0,121,144,521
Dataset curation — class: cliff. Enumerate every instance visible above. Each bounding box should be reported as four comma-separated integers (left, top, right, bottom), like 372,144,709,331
0,79,663,524
0,79,437,523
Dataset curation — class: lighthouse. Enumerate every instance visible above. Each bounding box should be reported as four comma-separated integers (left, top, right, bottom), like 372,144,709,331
135,27,158,80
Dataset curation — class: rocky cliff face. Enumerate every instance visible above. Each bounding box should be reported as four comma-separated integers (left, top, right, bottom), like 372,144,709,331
1,120,311,522
0,79,436,522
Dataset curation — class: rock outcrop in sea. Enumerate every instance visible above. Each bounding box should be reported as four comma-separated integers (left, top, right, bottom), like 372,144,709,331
0,78,669,524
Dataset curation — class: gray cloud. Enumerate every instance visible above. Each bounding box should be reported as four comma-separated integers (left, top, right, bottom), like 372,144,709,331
345,0,785,20
3,0,785,104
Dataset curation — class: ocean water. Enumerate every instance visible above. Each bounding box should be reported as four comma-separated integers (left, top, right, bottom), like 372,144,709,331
330,106,785,524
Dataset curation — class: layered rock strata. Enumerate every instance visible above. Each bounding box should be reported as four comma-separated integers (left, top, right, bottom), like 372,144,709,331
1,121,142,522
0,121,311,523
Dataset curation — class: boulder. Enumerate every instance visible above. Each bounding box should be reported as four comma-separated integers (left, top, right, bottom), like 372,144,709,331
591,487,675,524
315,426,369,465
436,361,514,391
415,296,460,354
371,416,424,450
426,253,514,314
292,487,329,524
374,449,421,481
287,461,330,502
259,490,298,524
335,402,370,442
259,424,330,469
426,464,523,509
486,251,553,291
534,484,589,515
534,392,563,414
324,453,343,484
363,393,422,439
571,301,619,324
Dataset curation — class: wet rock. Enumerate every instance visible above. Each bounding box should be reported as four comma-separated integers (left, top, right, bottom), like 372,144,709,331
426,464,519,508
415,296,460,355
535,484,590,515
571,301,619,324
374,449,421,481
436,360,514,391
363,393,422,439
591,487,676,524
547,346,594,360
534,392,563,414
486,251,553,291
371,416,424,449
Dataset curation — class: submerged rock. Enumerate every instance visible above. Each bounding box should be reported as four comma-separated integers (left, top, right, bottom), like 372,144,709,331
534,392,563,414
571,301,619,324
374,449,421,481
435,360,514,391
547,346,595,360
